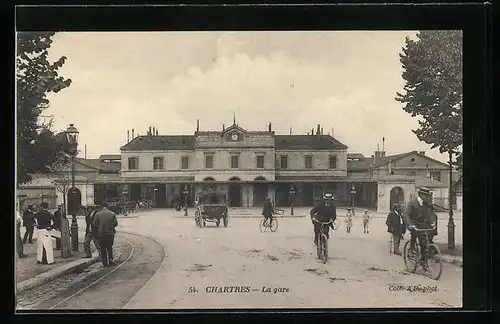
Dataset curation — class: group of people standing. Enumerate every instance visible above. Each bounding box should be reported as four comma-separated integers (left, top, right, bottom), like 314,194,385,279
16,202,65,264
16,200,118,268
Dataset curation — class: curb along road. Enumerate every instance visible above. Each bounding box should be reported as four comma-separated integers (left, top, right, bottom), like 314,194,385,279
17,251,101,295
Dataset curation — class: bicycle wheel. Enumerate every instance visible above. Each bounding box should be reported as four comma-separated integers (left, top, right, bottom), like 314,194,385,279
259,219,267,233
270,218,278,232
321,234,328,264
316,236,322,259
404,241,419,273
426,244,443,280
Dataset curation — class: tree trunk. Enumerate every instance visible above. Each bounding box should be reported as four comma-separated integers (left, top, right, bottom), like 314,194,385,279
61,193,72,258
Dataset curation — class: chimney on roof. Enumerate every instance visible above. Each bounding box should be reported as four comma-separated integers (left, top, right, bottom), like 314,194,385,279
132,128,135,138
290,127,292,135
419,151,425,156
197,119,200,132
223,124,225,131
156,129,158,136
153,127,156,136
127,130,130,143
375,144,381,164
311,128,314,135
268,122,272,132
316,124,321,139
148,126,152,136
321,127,323,135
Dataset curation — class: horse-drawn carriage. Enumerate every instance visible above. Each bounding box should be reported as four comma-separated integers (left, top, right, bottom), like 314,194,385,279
195,191,229,228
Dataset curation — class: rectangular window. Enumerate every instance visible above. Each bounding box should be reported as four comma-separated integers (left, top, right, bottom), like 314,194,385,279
280,156,288,169
205,155,213,169
430,171,441,182
128,157,138,170
181,156,189,169
257,155,264,169
153,157,164,170
305,156,313,169
231,155,239,169
329,155,337,169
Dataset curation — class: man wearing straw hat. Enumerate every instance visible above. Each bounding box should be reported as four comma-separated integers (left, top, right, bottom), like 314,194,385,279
403,187,437,271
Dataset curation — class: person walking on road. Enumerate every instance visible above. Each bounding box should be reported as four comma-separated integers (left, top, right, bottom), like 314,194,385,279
386,203,406,255
362,209,371,234
22,204,35,244
92,202,118,267
84,205,101,258
16,204,26,258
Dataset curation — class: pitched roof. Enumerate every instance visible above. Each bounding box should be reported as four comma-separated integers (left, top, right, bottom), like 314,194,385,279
76,158,121,173
99,154,121,160
347,157,374,171
121,135,196,151
275,135,348,150
373,151,449,168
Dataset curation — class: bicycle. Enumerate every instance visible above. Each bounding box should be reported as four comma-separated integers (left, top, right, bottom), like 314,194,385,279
313,218,334,264
259,215,279,233
403,226,443,280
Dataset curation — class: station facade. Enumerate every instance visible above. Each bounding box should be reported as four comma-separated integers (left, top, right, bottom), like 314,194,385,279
19,121,455,213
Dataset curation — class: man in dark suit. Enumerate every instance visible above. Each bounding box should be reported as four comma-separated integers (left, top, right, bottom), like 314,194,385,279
310,193,337,245
261,197,275,224
22,205,35,244
84,205,101,258
92,202,118,267
403,187,437,271
386,203,406,255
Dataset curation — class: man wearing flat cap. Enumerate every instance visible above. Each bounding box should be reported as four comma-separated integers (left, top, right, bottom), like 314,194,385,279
403,187,437,271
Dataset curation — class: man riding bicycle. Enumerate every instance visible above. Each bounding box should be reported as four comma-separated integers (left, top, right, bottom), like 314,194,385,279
403,187,437,271
262,197,275,224
310,193,338,245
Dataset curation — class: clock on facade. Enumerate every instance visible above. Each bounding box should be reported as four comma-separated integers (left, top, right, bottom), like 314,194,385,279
231,134,238,141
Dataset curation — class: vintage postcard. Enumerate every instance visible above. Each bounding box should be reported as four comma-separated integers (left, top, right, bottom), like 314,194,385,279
16,30,463,310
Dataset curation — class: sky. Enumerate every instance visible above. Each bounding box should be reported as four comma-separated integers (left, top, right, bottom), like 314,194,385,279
39,31,455,162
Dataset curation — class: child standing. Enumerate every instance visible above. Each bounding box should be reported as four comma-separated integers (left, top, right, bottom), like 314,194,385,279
345,208,353,233
363,209,371,234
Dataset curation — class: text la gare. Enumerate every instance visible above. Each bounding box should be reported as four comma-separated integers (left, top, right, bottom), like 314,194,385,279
262,286,290,294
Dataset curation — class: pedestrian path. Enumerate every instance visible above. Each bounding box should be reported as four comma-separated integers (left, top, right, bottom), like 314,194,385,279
16,230,100,294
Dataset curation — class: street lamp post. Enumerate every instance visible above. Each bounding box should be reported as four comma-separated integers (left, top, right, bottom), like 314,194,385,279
447,150,455,250
289,186,296,216
350,185,356,211
65,124,79,252
183,185,189,216
123,187,128,216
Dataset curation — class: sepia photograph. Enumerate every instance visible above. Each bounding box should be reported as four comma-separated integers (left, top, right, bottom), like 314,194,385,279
16,30,463,310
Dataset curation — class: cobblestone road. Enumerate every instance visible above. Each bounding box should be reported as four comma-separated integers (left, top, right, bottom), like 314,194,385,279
117,210,462,309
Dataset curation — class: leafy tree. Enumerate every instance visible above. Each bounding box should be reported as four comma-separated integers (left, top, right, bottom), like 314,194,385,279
17,32,72,185
396,30,463,169
48,148,72,258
